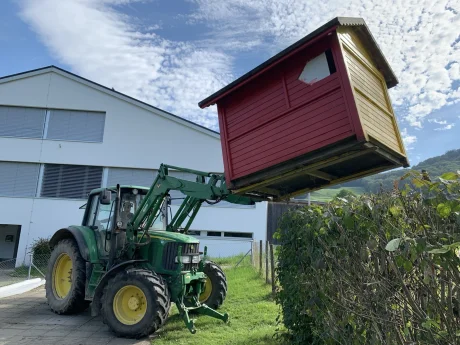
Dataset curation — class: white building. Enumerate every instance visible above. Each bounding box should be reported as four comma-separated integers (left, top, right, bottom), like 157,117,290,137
0,66,267,263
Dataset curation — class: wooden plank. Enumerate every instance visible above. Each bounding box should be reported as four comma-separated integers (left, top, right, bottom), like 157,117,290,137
231,106,348,158
287,74,341,107
278,164,393,200
282,73,291,109
265,241,269,284
231,113,349,166
233,124,353,176
232,145,374,194
234,127,354,176
225,77,284,118
270,243,276,293
229,94,346,152
306,170,336,181
226,88,286,126
228,86,343,142
217,107,234,185
331,31,366,141
227,97,287,138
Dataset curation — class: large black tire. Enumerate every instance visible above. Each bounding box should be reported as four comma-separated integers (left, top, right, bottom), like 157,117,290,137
101,268,171,338
45,238,89,314
199,261,227,309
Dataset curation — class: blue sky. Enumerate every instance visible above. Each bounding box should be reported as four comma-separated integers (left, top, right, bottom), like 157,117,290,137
1,0,459,166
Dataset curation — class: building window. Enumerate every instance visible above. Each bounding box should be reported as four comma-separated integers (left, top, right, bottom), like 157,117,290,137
224,232,253,239
0,162,40,197
0,106,46,139
41,164,103,199
46,109,105,142
107,168,157,188
207,231,222,237
299,49,336,85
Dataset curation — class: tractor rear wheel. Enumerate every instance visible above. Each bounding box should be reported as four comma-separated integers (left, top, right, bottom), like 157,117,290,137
198,261,227,309
101,268,171,338
45,238,89,314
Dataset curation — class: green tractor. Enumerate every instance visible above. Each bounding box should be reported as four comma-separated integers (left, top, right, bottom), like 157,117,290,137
45,164,258,338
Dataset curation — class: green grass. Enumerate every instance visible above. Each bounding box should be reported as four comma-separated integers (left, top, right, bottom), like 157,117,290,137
308,187,365,202
153,265,281,345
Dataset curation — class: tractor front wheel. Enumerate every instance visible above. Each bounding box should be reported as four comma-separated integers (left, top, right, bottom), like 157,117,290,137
101,268,171,338
198,261,227,309
45,238,89,314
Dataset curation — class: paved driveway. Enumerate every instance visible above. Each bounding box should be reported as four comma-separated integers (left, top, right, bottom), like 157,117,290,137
0,286,152,345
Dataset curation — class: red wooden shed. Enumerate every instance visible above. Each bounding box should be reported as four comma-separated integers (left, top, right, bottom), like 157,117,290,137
199,17,409,200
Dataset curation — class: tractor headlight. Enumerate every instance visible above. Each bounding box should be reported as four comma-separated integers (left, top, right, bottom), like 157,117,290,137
175,255,191,264
191,255,200,264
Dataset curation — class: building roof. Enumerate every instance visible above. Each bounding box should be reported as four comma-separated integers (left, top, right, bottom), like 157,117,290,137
199,17,398,108
0,65,219,139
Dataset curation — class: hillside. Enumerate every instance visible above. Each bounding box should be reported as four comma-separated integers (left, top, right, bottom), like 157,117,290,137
347,148,460,193
294,148,460,201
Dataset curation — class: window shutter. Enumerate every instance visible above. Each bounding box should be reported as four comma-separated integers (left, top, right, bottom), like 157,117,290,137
0,162,40,197
107,168,157,188
46,110,105,142
41,164,102,199
0,106,46,139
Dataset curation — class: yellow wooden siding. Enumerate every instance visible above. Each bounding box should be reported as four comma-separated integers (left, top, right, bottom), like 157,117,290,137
338,28,406,156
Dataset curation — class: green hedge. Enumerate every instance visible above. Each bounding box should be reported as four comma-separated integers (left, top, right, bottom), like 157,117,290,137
274,171,460,344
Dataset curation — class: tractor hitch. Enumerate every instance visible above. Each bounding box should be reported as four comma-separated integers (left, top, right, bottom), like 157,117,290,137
176,298,229,334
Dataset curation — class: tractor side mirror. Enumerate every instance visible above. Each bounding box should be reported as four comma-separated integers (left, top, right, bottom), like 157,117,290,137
100,189,112,205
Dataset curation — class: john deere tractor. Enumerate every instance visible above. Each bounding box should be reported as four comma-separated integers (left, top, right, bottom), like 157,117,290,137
45,164,259,338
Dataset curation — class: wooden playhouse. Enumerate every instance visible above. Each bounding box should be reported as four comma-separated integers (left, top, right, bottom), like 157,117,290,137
199,17,409,200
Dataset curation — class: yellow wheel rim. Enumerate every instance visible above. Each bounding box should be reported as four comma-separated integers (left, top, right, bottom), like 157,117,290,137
52,253,73,299
199,277,213,303
113,285,147,325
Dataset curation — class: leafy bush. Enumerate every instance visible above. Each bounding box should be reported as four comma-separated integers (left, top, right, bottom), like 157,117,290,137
334,188,356,200
274,171,460,344
30,237,51,256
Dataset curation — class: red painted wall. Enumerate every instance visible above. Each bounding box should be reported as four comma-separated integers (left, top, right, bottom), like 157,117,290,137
218,33,357,184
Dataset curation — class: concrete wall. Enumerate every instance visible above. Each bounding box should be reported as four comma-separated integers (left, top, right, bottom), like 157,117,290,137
0,69,267,262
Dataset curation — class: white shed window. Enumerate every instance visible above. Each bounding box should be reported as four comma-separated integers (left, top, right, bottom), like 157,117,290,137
0,162,40,197
107,168,157,188
299,49,336,85
0,106,46,139
41,164,103,199
46,109,105,142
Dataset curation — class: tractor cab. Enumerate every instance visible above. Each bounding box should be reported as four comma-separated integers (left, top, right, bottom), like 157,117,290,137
82,186,165,258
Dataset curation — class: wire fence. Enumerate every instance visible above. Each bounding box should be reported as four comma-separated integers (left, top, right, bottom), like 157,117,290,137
0,253,51,287
216,240,279,294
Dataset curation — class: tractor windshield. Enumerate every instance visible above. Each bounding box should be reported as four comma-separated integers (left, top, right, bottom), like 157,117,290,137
119,189,165,231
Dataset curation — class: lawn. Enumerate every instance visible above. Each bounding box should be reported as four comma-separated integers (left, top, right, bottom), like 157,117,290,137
153,264,281,345
309,186,365,202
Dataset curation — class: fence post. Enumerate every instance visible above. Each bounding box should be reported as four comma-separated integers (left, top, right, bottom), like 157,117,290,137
259,240,262,274
270,244,275,294
28,253,33,280
265,241,269,284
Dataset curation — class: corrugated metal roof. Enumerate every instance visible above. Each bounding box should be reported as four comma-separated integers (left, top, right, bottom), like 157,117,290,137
199,17,398,108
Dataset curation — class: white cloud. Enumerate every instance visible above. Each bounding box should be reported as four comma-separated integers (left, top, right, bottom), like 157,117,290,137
19,0,460,134
428,119,447,125
401,128,417,150
189,0,460,128
19,0,233,130
434,123,455,131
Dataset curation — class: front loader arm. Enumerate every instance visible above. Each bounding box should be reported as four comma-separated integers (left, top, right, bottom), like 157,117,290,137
124,164,258,257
